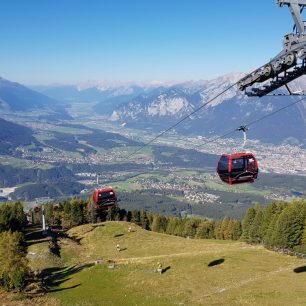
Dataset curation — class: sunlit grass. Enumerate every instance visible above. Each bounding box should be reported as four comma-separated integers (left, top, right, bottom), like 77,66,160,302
25,221,306,306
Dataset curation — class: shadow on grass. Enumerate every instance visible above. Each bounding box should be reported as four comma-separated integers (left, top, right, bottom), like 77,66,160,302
25,226,47,246
208,258,225,267
27,239,49,247
43,263,94,292
92,224,105,229
51,277,72,287
25,228,43,240
58,224,104,245
48,231,61,257
49,283,81,292
114,233,124,238
294,266,306,273
58,231,82,245
49,239,60,257
162,266,171,274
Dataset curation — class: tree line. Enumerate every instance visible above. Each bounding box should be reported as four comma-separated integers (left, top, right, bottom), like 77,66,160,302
35,198,306,249
242,199,306,253
38,198,242,241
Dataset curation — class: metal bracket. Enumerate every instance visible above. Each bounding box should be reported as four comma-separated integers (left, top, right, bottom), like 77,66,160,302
237,125,249,148
277,0,306,34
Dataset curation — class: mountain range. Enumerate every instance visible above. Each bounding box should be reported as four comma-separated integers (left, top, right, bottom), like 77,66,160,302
0,118,38,155
0,77,70,120
1,74,306,201
4,74,306,145
107,74,306,145
32,82,163,114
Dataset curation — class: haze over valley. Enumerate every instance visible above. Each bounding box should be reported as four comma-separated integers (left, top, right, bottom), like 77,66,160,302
1,75,306,219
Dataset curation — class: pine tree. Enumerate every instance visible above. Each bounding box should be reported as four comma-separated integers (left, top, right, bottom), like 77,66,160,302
220,217,230,240
11,202,27,230
106,206,120,221
146,212,154,229
131,210,141,225
302,218,306,249
44,203,55,225
263,202,288,248
0,231,28,290
159,215,169,233
62,199,88,228
273,200,306,249
119,209,127,221
231,220,242,240
262,201,288,246
214,220,222,240
166,217,178,235
195,220,215,239
173,218,185,237
261,203,275,239
249,209,264,244
140,211,149,230
62,200,72,228
70,199,85,226
0,202,27,232
126,211,132,222
182,219,199,238
241,206,257,242
151,214,162,232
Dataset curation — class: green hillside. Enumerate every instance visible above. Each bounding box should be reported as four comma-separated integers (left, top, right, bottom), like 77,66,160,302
27,222,306,306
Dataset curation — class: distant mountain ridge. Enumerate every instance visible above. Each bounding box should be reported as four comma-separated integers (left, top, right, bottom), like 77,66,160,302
31,73,306,145
109,74,306,145
0,118,38,155
0,77,70,120
33,83,176,115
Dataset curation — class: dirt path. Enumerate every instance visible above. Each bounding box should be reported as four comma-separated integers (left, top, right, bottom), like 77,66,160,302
201,265,295,298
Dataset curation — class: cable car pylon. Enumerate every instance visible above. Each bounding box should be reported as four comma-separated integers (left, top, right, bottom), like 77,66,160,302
237,0,306,97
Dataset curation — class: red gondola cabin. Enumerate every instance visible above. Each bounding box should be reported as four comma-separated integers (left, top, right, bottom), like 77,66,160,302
217,153,258,185
33,204,41,213
92,187,117,211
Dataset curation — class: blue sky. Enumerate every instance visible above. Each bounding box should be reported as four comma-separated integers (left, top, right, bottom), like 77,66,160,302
0,0,296,85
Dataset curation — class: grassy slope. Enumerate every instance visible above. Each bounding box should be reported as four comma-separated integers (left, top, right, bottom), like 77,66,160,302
27,222,306,306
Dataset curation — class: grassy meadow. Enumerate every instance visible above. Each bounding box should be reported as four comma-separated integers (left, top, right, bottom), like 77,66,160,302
25,222,306,306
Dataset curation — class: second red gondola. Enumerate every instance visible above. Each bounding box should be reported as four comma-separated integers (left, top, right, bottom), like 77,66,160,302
217,152,259,185
92,187,117,211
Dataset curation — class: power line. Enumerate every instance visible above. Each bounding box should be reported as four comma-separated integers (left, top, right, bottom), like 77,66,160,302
192,96,263,150
246,95,306,128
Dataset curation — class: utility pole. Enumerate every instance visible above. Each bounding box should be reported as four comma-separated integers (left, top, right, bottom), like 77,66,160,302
96,173,99,186
42,205,46,234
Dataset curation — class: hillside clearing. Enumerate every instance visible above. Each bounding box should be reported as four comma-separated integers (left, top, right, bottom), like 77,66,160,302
26,222,306,306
